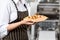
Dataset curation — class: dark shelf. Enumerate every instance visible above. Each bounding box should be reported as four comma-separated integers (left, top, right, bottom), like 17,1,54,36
39,2,59,4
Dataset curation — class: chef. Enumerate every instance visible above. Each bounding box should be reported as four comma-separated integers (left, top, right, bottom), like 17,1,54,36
0,0,33,40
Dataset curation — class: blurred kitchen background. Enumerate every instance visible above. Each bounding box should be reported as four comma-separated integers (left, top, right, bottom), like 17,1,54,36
26,0,60,40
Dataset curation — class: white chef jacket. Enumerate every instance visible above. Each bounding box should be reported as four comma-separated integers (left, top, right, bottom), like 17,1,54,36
0,0,17,38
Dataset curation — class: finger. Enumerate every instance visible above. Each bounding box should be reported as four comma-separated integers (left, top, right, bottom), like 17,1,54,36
27,21,34,23
26,23,34,25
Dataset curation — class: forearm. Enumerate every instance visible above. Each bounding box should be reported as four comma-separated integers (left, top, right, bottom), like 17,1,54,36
7,21,24,31
6,19,34,31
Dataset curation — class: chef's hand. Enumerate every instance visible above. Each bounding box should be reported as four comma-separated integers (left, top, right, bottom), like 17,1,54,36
20,20,34,25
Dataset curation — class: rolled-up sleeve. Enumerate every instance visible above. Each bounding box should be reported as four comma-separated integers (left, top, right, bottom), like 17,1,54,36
0,24,9,38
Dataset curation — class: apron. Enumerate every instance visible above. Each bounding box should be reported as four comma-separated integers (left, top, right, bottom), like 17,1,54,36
2,11,29,40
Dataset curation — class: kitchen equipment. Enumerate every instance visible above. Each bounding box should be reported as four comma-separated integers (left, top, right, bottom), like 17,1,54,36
36,1,59,40
36,21,58,31
37,3,59,14
31,20,58,40
39,0,57,3
47,0,57,2
40,0,47,2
